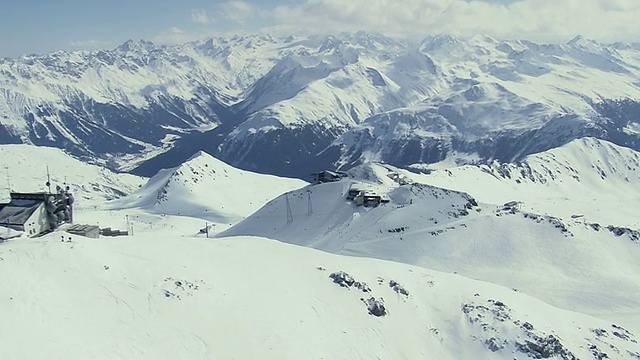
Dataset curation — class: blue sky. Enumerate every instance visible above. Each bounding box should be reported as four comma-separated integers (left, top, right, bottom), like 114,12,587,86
1,0,637,58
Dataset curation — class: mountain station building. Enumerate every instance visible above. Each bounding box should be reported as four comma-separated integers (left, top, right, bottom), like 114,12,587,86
0,190,74,239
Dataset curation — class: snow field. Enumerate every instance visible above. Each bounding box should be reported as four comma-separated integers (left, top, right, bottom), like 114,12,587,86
2,232,639,359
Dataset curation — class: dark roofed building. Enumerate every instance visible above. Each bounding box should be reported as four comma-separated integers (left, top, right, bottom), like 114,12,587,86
0,191,74,238
311,170,348,184
0,198,50,237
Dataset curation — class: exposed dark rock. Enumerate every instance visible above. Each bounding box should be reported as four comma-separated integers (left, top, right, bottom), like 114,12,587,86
330,271,356,288
592,328,608,337
611,324,637,343
329,271,371,292
589,344,610,359
388,280,409,297
362,297,387,317
606,226,640,242
515,334,577,359
485,337,507,352
523,213,572,236
462,299,511,324
161,277,202,300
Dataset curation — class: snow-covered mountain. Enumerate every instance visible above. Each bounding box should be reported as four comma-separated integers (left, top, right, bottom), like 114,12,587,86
218,179,640,319
2,232,640,359
109,150,307,222
2,33,640,178
329,36,640,168
0,144,145,205
218,138,640,320
412,137,640,228
0,34,317,170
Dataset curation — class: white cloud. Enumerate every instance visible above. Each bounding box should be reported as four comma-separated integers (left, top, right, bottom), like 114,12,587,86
219,1,262,25
227,0,640,42
69,39,113,50
152,27,202,45
191,9,214,25
147,0,639,47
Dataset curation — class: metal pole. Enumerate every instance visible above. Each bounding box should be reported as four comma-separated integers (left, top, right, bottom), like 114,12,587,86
4,166,10,193
46,165,52,193
286,193,294,224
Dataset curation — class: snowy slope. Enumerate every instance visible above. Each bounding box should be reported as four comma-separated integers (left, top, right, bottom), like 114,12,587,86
218,163,640,321
412,137,640,228
0,144,145,206
1,231,639,359
109,150,307,222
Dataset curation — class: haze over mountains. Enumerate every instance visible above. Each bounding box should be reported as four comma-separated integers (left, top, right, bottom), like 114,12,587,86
1,32,640,178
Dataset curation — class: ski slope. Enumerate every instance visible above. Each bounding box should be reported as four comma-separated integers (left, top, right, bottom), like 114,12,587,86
1,231,639,359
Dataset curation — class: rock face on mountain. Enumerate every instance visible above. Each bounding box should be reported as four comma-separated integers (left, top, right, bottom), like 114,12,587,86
1,33,640,178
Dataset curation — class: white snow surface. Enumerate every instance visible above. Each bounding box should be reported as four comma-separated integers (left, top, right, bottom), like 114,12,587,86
108,150,308,223
2,138,640,358
2,232,640,359
413,137,640,228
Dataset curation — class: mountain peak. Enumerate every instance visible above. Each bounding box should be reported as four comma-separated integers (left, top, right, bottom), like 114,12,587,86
111,150,307,221
420,34,460,52
186,150,212,162
115,39,157,53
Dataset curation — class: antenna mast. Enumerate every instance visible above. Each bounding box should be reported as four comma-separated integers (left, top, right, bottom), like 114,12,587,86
307,189,313,216
4,166,10,193
46,165,52,193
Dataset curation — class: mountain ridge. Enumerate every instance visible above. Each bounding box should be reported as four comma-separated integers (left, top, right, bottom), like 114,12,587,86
218,137,640,318
1,32,640,178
